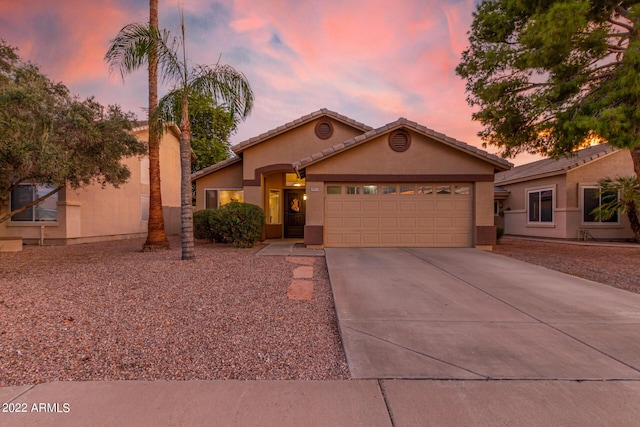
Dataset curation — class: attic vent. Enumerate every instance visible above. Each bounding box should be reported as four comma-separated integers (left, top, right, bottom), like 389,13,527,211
389,129,411,152
315,121,333,140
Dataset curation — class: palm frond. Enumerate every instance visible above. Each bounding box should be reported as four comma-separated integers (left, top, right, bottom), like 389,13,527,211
105,23,154,80
189,64,254,118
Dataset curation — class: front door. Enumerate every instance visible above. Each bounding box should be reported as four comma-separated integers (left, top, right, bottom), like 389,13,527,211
284,190,305,238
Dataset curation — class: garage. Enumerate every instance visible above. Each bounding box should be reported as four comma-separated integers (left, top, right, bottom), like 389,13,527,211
324,182,472,247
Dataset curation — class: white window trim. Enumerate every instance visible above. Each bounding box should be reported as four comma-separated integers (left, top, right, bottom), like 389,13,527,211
580,184,620,226
526,186,555,226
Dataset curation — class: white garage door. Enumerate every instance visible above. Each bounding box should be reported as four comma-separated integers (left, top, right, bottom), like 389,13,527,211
324,183,472,247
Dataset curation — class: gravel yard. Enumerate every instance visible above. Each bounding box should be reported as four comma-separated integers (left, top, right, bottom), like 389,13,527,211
493,237,640,294
0,238,348,386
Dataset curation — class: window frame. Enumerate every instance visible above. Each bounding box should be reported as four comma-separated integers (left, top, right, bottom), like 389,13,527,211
527,187,554,225
10,184,59,223
581,185,620,225
204,188,244,209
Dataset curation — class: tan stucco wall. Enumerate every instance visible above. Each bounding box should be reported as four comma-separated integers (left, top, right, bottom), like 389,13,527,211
501,149,635,240
194,162,244,211
307,132,495,176
242,119,365,181
1,128,181,244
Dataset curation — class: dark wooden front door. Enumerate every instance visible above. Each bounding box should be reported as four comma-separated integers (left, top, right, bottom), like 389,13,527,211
284,190,305,238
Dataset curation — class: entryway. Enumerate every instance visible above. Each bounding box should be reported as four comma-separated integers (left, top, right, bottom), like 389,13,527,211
284,189,306,238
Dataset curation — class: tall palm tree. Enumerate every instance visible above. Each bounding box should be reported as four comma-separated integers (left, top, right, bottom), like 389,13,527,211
106,12,253,260
593,176,640,243
105,0,170,251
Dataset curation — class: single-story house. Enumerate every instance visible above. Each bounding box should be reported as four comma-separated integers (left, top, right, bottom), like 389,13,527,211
494,144,636,241
0,124,182,246
193,109,512,249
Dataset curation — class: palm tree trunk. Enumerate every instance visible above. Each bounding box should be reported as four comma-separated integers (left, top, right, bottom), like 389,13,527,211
143,0,170,251
180,92,195,260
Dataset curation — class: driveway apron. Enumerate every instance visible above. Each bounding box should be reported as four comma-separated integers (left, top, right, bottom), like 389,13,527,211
325,248,640,380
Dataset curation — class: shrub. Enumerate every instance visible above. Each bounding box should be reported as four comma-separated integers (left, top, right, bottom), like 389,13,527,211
496,226,505,242
218,202,265,247
192,202,265,247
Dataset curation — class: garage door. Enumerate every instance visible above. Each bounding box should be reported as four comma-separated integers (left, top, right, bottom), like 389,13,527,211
324,183,472,247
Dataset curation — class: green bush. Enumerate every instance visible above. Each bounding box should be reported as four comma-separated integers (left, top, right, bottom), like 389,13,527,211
193,202,265,247
218,202,265,247
496,226,505,242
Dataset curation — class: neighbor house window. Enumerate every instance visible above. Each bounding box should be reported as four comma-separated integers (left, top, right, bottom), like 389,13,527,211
583,186,618,223
10,184,58,222
204,189,244,209
528,189,553,223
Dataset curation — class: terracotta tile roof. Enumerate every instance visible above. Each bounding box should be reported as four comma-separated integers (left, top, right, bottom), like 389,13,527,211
191,155,241,180
495,144,617,185
293,117,512,172
231,108,372,154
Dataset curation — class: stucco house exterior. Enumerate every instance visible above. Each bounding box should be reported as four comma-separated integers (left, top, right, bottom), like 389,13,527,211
193,109,511,249
494,144,636,241
0,124,182,246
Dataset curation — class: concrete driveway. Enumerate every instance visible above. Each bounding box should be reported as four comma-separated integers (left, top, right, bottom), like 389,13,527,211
325,248,640,380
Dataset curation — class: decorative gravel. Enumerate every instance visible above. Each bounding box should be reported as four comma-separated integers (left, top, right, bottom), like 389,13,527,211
0,238,349,386
493,237,640,294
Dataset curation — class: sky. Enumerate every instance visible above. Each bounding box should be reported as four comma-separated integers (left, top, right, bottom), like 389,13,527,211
0,0,537,165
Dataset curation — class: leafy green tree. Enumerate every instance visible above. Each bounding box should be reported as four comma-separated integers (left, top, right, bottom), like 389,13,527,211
160,92,238,172
456,1,640,178
0,41,146,224
593,176,640,242
106,13,254,260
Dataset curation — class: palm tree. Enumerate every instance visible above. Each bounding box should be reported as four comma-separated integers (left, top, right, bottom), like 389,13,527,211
106,12,253,260
105,0,170,251
593,176,640,242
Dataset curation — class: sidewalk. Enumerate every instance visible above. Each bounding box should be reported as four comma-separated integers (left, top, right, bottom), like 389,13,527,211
2,379,640,426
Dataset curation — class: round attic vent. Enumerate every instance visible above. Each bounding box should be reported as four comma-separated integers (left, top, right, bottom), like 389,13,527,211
315,121,334,140
389,129,411,152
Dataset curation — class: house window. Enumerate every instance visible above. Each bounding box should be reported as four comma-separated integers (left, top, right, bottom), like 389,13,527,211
363,185,378,195
528,189,553,223
268,190,281,224
141,194,150,222
494,201,500,216
204,189,244,209
345,186,360,195
10,184,58,222
583,186,618,223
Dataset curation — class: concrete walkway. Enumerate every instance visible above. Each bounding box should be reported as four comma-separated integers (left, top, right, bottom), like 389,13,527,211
3,245,640,426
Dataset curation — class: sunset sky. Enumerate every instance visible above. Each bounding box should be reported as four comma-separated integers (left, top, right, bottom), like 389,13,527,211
0,0,536,164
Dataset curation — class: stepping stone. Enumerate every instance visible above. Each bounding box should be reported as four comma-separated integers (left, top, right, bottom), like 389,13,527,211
287,257,317,266
293,266,313,279
287,280,314,301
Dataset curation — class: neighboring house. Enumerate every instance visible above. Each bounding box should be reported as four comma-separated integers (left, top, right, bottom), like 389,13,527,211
193,109,511,249
494,144,636,241
0,124,182,245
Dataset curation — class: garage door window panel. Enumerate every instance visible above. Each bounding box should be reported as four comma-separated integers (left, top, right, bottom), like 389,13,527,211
437,185,451,195
400,185,415,195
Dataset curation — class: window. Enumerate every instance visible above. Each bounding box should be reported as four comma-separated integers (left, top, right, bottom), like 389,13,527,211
345,186,360,195
494,201,500,216
455,185,470,195
437,185,451,195
583,186,618,223
381,185,396,195
285,173,305,187
528,189,553,223
141,194,150,221
326,186,341,195
400,185,415,195
10,184,58,222
363,185,378,195
268,190,281,224
204,189,244,209
417,185,433,195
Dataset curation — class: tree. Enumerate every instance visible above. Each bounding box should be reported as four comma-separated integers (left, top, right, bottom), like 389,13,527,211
593,176,640,242
106,12,254,260
105,0,170,252
456,1,640,178
0,41,146,224
161,92,238,172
